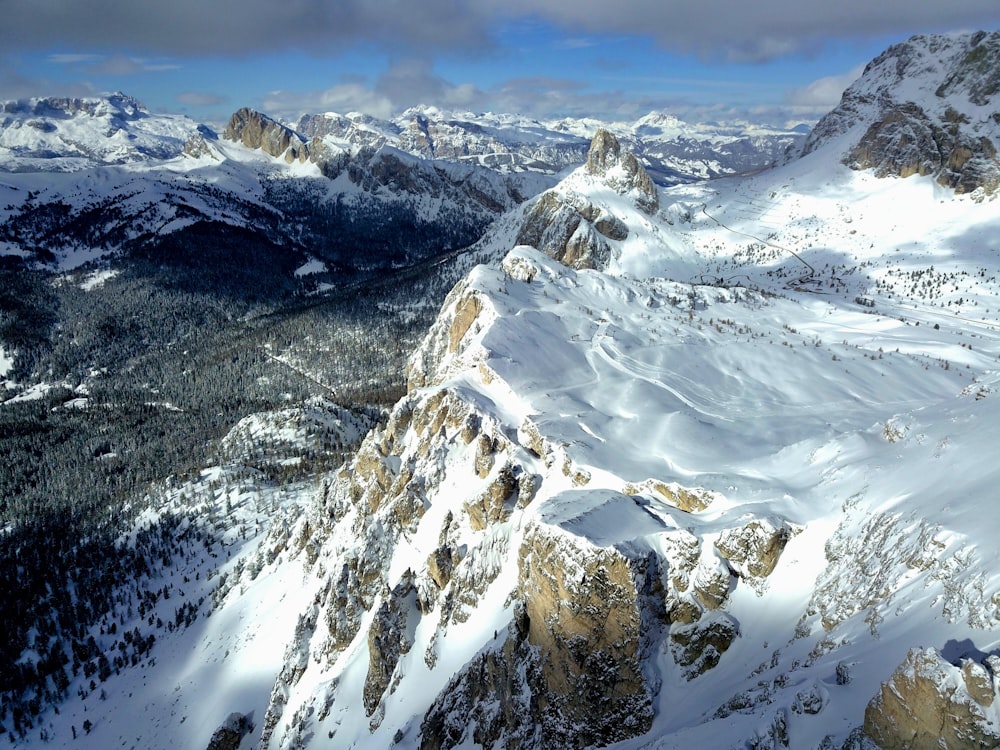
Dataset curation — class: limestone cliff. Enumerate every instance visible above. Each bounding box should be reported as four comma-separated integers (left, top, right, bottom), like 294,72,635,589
256,248,803,749
224,107,309,163
585,128,659,214
862,647,1000,749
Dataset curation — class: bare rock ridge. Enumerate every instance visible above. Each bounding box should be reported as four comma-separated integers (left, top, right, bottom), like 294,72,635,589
224,107,309,163
848,101,998,193
802,31,1000,194
221,106,524,215
255,245,810,748
515,129,655,270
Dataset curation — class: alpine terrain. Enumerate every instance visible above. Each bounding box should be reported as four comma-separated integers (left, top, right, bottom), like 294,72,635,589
3,29,1000,750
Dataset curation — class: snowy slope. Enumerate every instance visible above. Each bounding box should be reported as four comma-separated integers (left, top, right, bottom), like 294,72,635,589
15,138,1000,747
246,36,1000,746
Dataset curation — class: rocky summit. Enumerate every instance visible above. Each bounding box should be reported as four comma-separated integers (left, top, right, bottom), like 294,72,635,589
803,31,1000,194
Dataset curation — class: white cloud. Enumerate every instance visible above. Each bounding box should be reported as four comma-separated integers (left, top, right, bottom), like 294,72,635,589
785,65,866,109
3,1,998,62
263,83,395,120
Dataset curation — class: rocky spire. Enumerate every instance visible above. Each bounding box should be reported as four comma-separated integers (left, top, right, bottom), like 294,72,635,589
585,128,659,214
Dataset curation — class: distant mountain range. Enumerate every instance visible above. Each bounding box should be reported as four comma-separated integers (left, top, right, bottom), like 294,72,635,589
0,93,804,182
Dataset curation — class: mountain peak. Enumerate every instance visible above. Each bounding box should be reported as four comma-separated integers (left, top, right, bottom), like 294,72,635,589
223,107,309,163
801,30,1000,194
585,128,659,213
0,91,146,120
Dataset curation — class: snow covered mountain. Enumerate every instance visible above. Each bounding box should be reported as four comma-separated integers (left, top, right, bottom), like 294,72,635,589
243,32,1000,749
0,93,199,171
0,101,540,281
802,30,1000,193
244,124,1000,750
6,29,1000,750
0,94,801,186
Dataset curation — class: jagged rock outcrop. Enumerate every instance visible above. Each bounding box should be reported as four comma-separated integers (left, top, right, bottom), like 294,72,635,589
515,191,615,270
846,102,998,193
419,606,540,749
206,712,250,750
513,129,659,270
420,524,657,749
182,125,219,159
586,128,659,213
224,107,308,162
363,574,418,718
715,519,793,583
802,31,1000,194
862,647,1000,749
516,524,655,746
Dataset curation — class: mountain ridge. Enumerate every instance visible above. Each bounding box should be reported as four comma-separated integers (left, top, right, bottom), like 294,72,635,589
802,30,1000,193
0,93,804,184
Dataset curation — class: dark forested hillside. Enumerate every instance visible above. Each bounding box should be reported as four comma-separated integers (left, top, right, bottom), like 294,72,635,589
0,222,473,739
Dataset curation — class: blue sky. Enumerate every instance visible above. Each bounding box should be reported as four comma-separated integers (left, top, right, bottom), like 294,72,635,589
2,2,999,128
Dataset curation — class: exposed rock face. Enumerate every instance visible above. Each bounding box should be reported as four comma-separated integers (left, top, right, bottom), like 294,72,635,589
513,129,660,270
363,574,417,718
0,93,195,167
516,190,629,270
0,92,145,120
419,610,540,750
223,107,308,162
205,712,250,750
862,647,1000,749
715,519,793,582
516,191,608,270
517,525,654,746
182,132,217,159
935,31,1000,106
802,31,1000,194
847,102,998,193
420,524,657,749
586,128,659,213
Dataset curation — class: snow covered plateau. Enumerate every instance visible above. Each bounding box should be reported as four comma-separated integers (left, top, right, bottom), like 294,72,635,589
4,29,1000,750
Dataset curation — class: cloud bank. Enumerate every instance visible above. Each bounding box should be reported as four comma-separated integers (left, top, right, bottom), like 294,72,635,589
2,1,997,62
